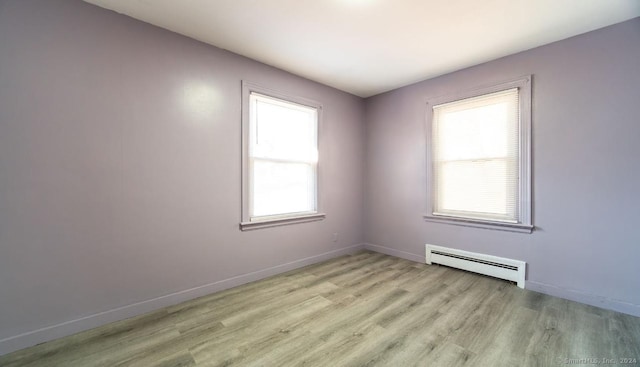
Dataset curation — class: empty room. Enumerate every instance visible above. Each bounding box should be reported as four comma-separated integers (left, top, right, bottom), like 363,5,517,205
1,0,639,366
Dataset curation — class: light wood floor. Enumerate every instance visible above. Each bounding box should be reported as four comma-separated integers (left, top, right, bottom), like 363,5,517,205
1,251,639,366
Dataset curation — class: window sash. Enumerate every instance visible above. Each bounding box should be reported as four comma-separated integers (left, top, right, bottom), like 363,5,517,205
249,158,318,219
433,157,519,223
250,93,318,163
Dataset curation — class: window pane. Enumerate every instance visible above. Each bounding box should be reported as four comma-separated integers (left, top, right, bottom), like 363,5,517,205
435,159,517,220
253,96,317,162
436,101,513,160
252,159,316,218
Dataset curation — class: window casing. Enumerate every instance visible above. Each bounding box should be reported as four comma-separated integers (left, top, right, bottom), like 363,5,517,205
424,76,533,233
240,82,325,230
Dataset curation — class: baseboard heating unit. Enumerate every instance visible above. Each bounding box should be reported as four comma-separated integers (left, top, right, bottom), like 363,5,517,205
425,244,526,288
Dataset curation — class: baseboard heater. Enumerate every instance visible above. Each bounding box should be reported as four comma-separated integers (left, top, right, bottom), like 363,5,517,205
425,244,526,288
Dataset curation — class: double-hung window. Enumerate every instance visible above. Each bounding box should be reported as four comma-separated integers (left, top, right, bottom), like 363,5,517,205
240,82,325,230
424,76,533,233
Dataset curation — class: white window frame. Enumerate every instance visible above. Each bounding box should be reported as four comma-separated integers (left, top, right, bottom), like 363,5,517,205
424,76,533,233
240,81,325,231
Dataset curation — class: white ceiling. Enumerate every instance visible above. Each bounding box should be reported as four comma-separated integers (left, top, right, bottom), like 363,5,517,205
84,0,640,97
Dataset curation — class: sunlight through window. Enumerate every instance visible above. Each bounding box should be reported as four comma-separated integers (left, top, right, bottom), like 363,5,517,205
432,89,520,222
249,93,318,219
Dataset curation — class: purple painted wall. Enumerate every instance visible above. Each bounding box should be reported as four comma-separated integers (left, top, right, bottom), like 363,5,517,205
364,18,640,316
0,0,365,354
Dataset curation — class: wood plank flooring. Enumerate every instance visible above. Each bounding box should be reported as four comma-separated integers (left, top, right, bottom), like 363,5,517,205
1,251,639,366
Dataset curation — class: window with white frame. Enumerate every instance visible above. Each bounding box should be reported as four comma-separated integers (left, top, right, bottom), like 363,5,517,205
240,82,325,230
425,77,533,233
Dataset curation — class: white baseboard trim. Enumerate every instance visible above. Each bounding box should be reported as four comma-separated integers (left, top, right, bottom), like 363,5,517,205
363,243,424,263
526,281,640,317
362,242,640,317
0,244,365,357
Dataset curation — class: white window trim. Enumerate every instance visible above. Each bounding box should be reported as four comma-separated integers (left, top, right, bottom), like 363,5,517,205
240,81,325,231
424,76,533,233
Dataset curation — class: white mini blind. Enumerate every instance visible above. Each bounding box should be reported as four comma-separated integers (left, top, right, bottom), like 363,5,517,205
432,88,520,222
249,93,318,219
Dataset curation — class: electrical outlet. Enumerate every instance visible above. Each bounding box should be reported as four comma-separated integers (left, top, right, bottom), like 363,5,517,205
332,232,339,242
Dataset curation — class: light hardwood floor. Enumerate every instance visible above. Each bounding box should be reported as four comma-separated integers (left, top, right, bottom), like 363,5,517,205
1,251,639,366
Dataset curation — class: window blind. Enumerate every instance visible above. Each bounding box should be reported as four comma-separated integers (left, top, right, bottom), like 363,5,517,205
432,88,520,222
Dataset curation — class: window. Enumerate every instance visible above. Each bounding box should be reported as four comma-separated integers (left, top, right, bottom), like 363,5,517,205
240,82,325,230
424,76,532,233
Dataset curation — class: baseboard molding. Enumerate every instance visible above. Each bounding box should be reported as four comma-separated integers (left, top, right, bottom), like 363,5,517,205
5,243,636,356
0,244,365,356
363,242,640,318
363,243,424,263
526,281,640,317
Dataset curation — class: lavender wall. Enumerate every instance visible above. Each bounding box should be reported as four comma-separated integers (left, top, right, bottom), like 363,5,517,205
364,18,640,316
0,0,365,354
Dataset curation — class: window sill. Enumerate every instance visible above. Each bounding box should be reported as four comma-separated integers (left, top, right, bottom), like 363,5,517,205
240,213,326,231
423,214,534,234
